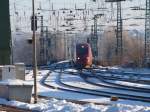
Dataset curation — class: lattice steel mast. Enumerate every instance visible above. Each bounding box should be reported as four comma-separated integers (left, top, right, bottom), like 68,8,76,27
116,1,123,60
145,0,150,66
105,0,125,64
92,15,98,59
90,14,103,63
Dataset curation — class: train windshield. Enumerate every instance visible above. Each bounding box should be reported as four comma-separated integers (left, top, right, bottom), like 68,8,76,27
76,45,88,55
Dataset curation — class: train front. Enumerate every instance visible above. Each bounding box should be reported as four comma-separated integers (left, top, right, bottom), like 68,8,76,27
76,43,92,69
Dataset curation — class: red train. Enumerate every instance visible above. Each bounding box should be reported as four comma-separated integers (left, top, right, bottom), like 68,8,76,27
75,43,93,69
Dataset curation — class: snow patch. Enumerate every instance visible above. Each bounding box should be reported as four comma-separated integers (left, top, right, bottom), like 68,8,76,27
0,79,33,85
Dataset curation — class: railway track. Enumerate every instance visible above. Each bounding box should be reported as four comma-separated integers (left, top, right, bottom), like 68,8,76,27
60,71,150,102
89,69,150,84
81,69,150,85
103,76,150,85
92,68,150,77
62,68,150,92
40,70,110,105
80,70,150,93
41,67,150,103
33,61,150,103
97,75,150,90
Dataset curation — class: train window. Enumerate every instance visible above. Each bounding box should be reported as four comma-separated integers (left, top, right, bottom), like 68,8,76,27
77,45,88,55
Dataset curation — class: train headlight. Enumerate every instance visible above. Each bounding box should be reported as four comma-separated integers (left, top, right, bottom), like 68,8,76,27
86,57,89,61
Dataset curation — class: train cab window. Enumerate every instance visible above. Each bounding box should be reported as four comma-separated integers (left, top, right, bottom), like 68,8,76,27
76,45,88,55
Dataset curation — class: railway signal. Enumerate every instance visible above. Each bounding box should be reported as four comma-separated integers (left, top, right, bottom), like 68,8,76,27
31,15,37,31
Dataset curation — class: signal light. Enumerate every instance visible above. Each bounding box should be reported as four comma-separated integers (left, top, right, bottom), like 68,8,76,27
31,15,37,31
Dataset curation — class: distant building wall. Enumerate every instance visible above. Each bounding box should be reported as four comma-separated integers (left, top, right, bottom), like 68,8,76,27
12,32,40,65
47,32,66,62
12,31,92,65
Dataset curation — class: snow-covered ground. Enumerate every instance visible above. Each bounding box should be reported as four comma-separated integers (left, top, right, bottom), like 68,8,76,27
106,80,150,89
0,96,150,112
0,68,150,112
60,73,150,97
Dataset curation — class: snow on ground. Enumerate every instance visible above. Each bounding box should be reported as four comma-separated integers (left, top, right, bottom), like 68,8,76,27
60,73,150,97
106,80,150,89
25,69,110,103
1,68,149,111
0,97,150,112
0,79,32,85
107,66,150,75
64,68,78,73
41,71,110,103
95,67,150,84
